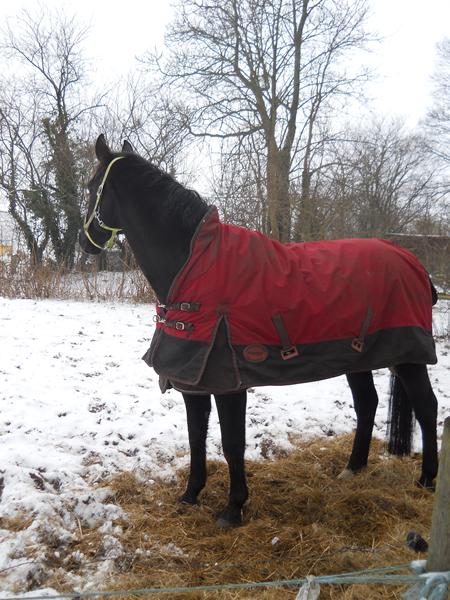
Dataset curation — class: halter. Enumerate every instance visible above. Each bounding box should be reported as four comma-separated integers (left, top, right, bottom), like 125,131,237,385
83,156,125,250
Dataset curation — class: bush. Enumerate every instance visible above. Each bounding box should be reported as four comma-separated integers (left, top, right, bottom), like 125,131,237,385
0,253,156,303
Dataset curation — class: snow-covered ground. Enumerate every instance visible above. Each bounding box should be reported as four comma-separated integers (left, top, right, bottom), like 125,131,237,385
0,297,449,595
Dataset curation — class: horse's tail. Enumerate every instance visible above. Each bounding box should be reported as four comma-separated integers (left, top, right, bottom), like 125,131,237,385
387,373,415,456
429,277,438,306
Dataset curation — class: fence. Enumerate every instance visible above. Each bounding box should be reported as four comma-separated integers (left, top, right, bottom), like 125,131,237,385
0,562,448,599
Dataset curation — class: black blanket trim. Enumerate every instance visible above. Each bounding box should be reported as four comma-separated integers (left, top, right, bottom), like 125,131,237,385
143,316,436,395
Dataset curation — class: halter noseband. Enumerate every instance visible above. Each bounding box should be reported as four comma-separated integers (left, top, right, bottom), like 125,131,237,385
83,156,125,250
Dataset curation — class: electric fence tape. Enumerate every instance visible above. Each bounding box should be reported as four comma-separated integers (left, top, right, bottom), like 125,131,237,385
0,562,448,600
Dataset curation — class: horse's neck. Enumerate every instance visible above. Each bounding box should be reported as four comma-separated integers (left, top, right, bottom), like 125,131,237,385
130,243,184,303
121,197,205,303
122,228,184,303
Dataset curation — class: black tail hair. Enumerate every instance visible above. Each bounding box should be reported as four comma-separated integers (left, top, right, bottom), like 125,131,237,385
429,277,438,306
387,374,415,456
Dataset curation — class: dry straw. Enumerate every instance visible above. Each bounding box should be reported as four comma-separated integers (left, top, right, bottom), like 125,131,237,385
91,434,434,600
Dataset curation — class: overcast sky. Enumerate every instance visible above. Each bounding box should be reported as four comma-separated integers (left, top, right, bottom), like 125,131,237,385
1,0,450,126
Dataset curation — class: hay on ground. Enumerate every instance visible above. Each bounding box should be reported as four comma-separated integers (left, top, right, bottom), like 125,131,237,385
101,434,434,599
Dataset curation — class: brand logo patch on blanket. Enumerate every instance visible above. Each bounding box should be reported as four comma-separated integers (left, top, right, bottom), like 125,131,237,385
243,344,269,363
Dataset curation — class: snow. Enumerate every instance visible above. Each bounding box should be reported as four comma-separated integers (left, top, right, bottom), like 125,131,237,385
0,297,449,594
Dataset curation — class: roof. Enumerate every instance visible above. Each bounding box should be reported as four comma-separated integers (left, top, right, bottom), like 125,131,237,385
387,232,450,240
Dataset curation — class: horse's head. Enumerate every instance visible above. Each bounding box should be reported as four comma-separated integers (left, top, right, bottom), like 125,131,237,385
79,134,133,254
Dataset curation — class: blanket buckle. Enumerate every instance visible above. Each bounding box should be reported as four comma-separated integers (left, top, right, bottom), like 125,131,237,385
158,301,200,312
153,314,192,332
351,307,373,353
351,338,364,352
281,345,299,361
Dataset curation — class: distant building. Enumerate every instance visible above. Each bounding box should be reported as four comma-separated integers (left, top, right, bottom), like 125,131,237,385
0,211,16,256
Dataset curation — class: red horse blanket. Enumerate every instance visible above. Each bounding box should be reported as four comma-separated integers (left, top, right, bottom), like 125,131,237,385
143,207,436,393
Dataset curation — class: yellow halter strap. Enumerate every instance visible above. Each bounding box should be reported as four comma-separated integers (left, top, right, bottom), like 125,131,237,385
83,156,125,250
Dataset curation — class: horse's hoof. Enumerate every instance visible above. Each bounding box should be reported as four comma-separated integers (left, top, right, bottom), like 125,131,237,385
215,508,243,529
178,492,198,505
216,516,235,529
337,468,355,480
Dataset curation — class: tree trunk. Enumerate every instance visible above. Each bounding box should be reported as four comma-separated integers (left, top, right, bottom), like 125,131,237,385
267,142,291,242
297,165,318,241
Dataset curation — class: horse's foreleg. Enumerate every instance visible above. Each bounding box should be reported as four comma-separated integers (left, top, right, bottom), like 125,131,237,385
340,371,378,478
179,393,211,504
215,391,248,528
395,363,438,489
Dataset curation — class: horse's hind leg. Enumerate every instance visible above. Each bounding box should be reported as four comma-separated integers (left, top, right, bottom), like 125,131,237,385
395,363,438,488
179,393,211,505
215,391,248,528
339,371,379,478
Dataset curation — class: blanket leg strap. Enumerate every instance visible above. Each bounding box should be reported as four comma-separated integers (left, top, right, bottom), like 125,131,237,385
351,306,374,353
272,313,299,361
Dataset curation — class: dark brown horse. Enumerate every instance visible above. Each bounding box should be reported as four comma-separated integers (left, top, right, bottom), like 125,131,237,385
79,135,438,528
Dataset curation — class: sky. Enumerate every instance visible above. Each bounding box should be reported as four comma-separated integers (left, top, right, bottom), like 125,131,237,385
0,0,450,127
366,0,450,124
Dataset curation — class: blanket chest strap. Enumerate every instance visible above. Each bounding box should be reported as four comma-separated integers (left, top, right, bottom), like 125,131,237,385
153,314,194,331
158,302,201,312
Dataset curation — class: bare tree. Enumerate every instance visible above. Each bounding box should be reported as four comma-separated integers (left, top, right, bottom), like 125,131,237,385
95,74,192,177
0,82,52,262
425,39,450,167
317,120,438,238
147,0,373,241
210,138,269,232
0,9,101,266
423,38,450,224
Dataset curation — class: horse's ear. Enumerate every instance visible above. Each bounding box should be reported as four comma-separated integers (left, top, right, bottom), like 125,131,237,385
122,140,134,153
95,134,112,163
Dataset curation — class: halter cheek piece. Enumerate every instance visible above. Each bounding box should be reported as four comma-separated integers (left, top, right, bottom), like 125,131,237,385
83,156,125,250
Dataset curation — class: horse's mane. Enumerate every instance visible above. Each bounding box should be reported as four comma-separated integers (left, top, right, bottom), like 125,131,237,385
120,152,209,233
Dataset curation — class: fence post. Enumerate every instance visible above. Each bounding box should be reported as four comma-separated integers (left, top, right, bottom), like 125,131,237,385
426,416,450,572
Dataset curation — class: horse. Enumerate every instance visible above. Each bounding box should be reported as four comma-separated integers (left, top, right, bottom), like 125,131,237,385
79,134,438,529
